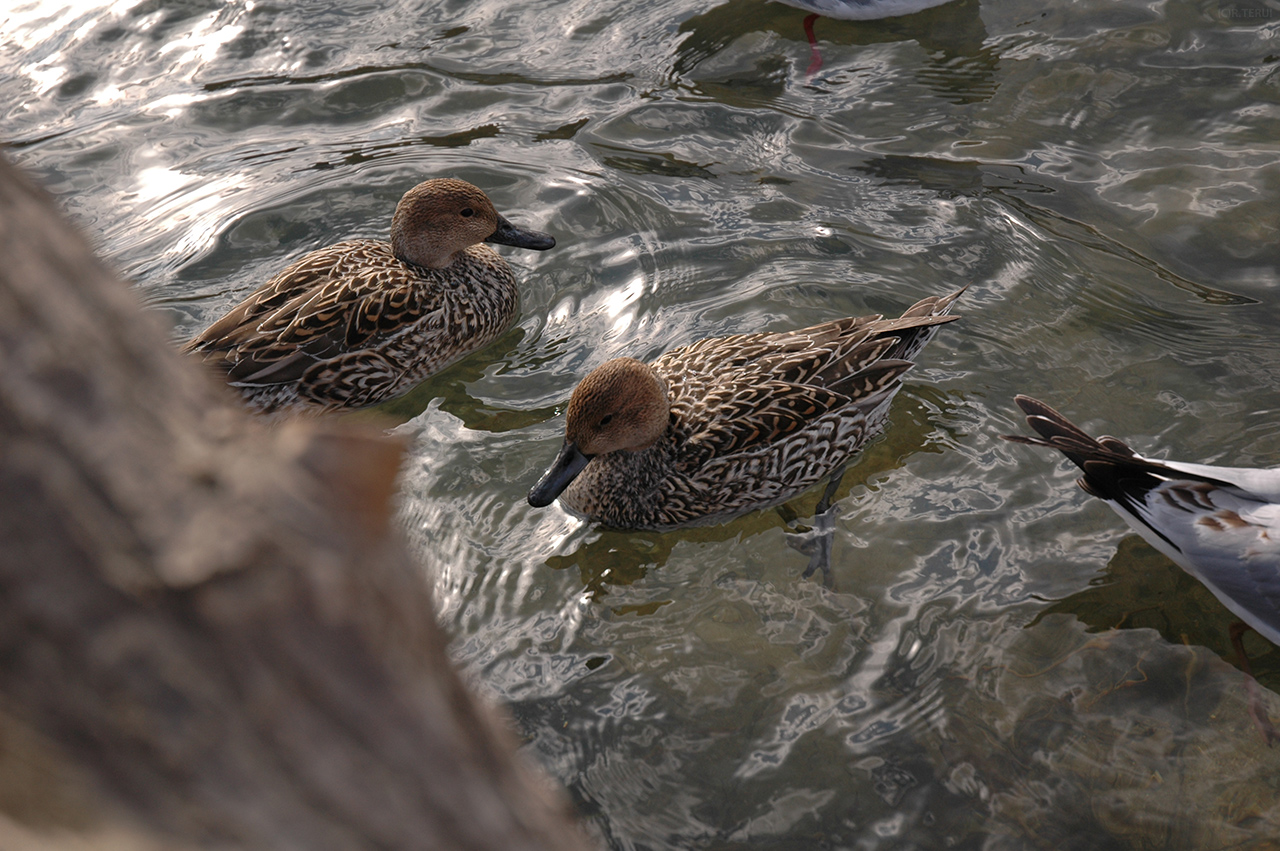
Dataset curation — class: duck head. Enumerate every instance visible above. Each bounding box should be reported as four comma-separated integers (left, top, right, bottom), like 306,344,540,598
390,178,555,269
528,357,669,508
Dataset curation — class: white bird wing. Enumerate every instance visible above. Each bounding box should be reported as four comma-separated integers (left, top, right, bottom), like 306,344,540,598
1006,395,1280,646
1155,459,1280,502
1112,476,1280,646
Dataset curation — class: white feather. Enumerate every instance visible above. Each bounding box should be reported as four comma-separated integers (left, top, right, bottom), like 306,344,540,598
772,0,959,20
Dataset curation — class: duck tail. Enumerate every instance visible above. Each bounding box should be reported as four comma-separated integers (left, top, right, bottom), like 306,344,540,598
900,285,967,321
874,285,966,362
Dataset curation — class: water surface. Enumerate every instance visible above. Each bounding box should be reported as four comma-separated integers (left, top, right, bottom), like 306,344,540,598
4,0,1280,847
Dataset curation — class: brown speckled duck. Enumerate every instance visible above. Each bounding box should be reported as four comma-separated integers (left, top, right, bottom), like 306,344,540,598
528,287,964,580
184,178,555,417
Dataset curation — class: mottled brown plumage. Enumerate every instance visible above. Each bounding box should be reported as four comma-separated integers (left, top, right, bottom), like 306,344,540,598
184,178,554,417
528,288,964,529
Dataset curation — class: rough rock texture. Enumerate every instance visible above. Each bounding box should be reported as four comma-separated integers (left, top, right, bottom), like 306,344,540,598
0,154,592,851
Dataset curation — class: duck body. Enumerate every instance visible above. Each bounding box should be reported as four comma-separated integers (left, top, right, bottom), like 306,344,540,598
1006,395,1280,646
185,240,520,415
529,288,964,529
184,178,554,417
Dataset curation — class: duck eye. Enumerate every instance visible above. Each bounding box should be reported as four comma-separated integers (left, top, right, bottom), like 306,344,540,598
460,208,475,217
599,414,613,427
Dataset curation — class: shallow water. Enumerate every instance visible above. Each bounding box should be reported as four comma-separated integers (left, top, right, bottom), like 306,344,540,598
5,0,1280,847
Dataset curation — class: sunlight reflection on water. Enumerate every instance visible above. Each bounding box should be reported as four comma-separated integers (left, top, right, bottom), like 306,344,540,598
4,0,1280,846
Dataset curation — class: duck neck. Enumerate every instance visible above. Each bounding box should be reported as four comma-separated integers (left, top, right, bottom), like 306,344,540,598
391,222,455,270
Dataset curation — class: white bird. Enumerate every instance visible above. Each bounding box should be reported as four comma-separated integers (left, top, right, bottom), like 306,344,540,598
1004,395,1280,648
769,0,963,75
772,0,959,20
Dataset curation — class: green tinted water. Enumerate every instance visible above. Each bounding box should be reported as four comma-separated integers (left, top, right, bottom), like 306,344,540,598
4,0,1280,847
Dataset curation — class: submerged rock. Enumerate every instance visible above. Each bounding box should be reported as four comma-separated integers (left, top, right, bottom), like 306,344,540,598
927,614,1280,850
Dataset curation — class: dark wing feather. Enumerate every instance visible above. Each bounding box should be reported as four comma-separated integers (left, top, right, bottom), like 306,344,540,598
677,379,848,467
182,243,375,354
662,289,963,471
1003,395,1157,496
1001,394,1231,524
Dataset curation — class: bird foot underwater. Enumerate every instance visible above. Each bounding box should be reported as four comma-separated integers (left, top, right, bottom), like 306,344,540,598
785,503,841,589
784,466,847,589
802,14,824,78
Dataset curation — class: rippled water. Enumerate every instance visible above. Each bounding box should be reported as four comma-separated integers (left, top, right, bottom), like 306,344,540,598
5,0,1280,847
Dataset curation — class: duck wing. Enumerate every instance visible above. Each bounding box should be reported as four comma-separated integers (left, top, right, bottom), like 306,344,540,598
184,241,441,387
1005,394,1280,645
661,294,961,469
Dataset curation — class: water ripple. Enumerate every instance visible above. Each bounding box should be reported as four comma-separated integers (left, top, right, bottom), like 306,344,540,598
6,0,1280,846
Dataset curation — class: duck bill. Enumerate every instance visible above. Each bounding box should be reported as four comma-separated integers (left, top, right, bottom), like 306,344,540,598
527,440,592,508
486,214,556,251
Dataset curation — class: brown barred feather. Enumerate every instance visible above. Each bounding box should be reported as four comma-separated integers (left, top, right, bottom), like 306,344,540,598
185,241,517,416
555,287,965,529
183,179,554,418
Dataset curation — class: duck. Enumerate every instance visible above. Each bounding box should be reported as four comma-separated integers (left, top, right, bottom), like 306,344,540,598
183,178,555,417
1004,395,1280,648
528,288,964,582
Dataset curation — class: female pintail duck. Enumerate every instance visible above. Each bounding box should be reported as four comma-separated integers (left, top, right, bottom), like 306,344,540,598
1005,396,1280,648
528,288,964,581
184,178,555,417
